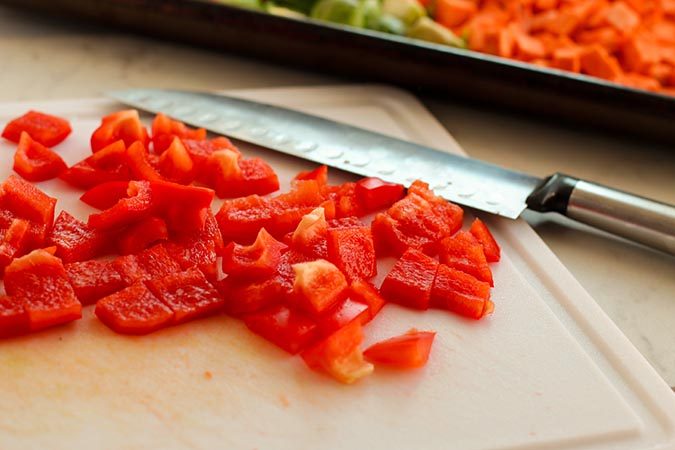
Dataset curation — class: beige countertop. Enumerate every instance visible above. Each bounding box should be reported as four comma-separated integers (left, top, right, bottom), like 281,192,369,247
1,6,674,386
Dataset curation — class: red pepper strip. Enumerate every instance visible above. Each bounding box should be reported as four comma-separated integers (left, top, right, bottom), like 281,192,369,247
13,132,67,182
2,110,71,147
363,330,436,368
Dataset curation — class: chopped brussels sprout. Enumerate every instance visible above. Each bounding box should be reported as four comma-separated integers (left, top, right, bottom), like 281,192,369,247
311,0,369,27
266,3,309,18
381,0,426,26
406,16,464,47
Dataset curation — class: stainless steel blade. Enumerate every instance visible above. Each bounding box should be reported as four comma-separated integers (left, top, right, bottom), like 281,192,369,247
108,89,542,219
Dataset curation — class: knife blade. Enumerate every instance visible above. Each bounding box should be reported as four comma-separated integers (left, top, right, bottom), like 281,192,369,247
109,89,675,255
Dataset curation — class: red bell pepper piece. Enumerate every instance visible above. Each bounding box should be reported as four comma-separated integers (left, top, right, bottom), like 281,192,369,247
469,218,501,262
363,330,436,368
314,298,369,337
117,216,169,255
290,206,328,259
4,249,81,332
222,228,288,281
0,175,56,249
111,243,182,286
126,141,163,182
328,216,364,230
348,280,386,322
438,231,493,286
60,140,131,189
292,259,348,316
294,165,328,186
216,180,331,244
431,263,493,319
79,181,130,210
218,276,285,317
151,113,206,154
0,218,30,274
13,132,67,182
158,136,195,184
95,282,173,335
326,225,376,282
355,177,405,212
0,295,29,338
301,320,373,384
0,174,56,226
165,237,218,283
329,182,367,218
146,268,224,324
373,180,463,256
90,110,149,152
65,259,126,305
244,304,319,354
88,181,153,230
380,248,439,310
2,110,71,147
207,150,280,198
183,137,240,183
48,211,111,263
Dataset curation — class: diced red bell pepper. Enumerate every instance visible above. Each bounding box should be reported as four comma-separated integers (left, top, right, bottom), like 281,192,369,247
0,174,56,226
469,218,501,262
315,298,369,337
355,177,405,212
216,181,330,244
80,181,130,210
158,137,195,184
431,263,493,319
146,268,224,324
95,282,173,335
207,150,279,198
165,237,218,283
328,216,364,230
290,206,328,259
60,140,131,189
292,259,348,316
4,249,81,331
0,218,30,273
151,113,206,154
294,165,328,186
244,304,319,354
373,180,463,256
2,110,71,147
183,137,239,183
48,211,111,263
111,243,182,286
363,330,436,368
349,280,386,323
329,182,367,218
91,110,149,152
126,141,163,182
217,276,284,317
438,231,493,286
117,216,169,255
65,259,126,305
380,248,439,310
0,295,28,338
326,225,376,282
301,320,373,384
222,228,288,281
88,181,153,230
152,182,214,234
13,132,67,182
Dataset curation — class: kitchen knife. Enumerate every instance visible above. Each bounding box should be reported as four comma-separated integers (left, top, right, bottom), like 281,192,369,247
109,89,675,256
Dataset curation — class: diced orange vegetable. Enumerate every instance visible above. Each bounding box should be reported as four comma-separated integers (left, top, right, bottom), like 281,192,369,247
436,0,477,28
580,45,623,79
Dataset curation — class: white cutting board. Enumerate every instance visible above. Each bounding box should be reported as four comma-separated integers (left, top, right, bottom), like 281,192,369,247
0,85,673,450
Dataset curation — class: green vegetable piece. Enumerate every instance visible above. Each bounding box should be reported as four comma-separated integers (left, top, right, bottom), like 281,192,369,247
266,3,309,18
381,0,426,26
406,16,464,47
369,14,407,34
212,0,262,10
311,0,367,27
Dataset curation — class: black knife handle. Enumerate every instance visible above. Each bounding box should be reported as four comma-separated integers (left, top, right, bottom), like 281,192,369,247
527,173,675,256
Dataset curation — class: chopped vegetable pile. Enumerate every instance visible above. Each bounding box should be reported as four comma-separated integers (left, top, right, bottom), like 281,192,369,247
0,109,501,384
211,0,675,96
